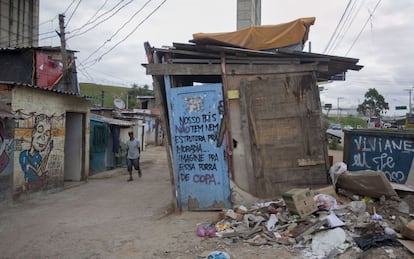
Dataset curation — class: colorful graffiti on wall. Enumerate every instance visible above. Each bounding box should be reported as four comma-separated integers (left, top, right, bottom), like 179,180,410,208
19,114,53,189
14,112,64,192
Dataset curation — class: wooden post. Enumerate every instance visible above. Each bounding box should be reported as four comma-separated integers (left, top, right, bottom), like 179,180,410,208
58,14,70,92
144,42,178,212
220,53,234,180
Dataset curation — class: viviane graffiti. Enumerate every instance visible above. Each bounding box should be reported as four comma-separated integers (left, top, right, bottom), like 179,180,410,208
349,135,414,184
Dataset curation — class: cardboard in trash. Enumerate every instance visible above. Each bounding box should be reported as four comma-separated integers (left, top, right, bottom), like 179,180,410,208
401,220,414,241
282,188,317,218
398,239,414,254
336,170,398,198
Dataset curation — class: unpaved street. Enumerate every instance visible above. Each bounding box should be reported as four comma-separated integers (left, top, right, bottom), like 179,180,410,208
3,147,404,259
0,146,297,258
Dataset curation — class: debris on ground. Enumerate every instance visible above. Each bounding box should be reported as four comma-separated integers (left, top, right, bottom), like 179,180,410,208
195,162,414,258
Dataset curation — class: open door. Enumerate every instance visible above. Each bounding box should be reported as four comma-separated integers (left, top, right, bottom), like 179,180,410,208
166,82,231,210
64,112,85,181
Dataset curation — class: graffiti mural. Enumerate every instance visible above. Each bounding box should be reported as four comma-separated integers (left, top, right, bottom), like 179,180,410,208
18,114,54,190
349,135,414,184
167,83,231,210
0,121,13,175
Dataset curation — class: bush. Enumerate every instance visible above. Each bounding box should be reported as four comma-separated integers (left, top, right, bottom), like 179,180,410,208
328,138,343,150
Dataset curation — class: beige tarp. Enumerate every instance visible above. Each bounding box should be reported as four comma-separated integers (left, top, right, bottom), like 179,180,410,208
191,17,315,51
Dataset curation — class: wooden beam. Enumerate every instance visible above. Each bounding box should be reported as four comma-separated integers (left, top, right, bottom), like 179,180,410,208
145,63,320,76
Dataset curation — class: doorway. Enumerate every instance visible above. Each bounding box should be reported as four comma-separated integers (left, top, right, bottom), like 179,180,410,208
64,112,85,181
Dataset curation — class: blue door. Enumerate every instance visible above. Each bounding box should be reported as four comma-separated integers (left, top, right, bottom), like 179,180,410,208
166,83,231,210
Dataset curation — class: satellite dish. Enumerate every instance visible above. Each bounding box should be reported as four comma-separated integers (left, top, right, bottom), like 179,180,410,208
114,98,125,109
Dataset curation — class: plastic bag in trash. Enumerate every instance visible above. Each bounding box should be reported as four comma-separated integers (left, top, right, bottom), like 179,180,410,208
196,223,216,237
329,162,347,185
207,251,230,259
314,193,338,211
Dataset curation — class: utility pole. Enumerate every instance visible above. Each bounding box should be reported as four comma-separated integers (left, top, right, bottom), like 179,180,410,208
337,97,344,122
58,14,70,92
101,91,105,107
404,87,414,115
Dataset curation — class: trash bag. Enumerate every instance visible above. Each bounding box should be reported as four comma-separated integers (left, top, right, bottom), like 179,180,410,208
329,162,347,185
196,223,216,238
354,234,401,251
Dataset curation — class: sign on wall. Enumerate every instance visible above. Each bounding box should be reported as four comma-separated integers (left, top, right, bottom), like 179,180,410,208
166,83,231,210
348,134,414,184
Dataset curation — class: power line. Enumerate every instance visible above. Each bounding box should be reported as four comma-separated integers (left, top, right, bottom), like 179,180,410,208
332,0,365,53
327,0,358,54
323,0,353,54
78,0,109,31
82,0,153,64
83,0,167,68
67,0,133,39
345,0,382,56
66,0,83,27
63,0,77,15
39,16,58,26
0,28,57,46
77,61,95,82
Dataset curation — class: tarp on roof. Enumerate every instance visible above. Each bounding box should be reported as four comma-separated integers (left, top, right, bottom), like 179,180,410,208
191,17,315,51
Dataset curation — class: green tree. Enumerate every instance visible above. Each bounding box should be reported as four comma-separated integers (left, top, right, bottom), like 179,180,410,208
357,88,389,117
127,83,154,108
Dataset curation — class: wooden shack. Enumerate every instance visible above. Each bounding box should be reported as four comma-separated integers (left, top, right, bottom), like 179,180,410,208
143,30,362,210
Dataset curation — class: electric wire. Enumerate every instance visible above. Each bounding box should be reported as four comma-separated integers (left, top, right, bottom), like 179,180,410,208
345,0,382,56
39,16,58,26
78,0,109,32
323,0,353,54
67,0,132,39
332,0,366,53
63,0,77,15
66,0,83,27
82,0,153,64
82,0,167,69
327,0,358,54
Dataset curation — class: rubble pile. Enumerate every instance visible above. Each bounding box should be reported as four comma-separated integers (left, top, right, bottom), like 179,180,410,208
196,163,414,258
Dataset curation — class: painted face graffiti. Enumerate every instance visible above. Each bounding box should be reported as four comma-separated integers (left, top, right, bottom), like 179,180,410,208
19,114,53,184
31,117,51,152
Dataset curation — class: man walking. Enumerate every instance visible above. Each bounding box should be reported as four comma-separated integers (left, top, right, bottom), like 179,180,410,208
126,131,141,181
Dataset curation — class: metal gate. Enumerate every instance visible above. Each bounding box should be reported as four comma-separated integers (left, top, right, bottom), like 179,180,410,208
166,82,231,210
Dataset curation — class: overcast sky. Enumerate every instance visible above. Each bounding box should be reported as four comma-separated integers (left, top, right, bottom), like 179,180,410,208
39,0,414,117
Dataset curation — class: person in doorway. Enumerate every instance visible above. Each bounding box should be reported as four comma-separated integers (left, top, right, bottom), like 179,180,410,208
126,131,141,181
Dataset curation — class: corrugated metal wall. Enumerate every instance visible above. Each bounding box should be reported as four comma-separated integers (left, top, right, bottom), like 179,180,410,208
0,0,39,47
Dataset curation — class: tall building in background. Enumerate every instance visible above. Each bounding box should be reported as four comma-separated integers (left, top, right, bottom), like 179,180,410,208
237,0,261,30
0,0,39,47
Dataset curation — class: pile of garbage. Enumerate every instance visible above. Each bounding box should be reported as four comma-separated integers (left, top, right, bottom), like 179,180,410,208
195,162,414,258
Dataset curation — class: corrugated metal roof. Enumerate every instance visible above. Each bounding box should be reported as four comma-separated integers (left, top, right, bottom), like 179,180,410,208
90,113,137,127
0,109,14,119
0,81,93,98
0,46,78,53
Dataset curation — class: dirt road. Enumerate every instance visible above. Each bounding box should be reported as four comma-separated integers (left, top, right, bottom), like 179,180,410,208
0,146,298,258
5,147,407,259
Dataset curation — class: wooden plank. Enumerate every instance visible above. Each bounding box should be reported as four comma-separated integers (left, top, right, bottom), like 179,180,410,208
144,42,179,212
145,63,319,76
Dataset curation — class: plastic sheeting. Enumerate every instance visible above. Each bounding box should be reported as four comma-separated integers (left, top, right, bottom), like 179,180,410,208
191,17,315,51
